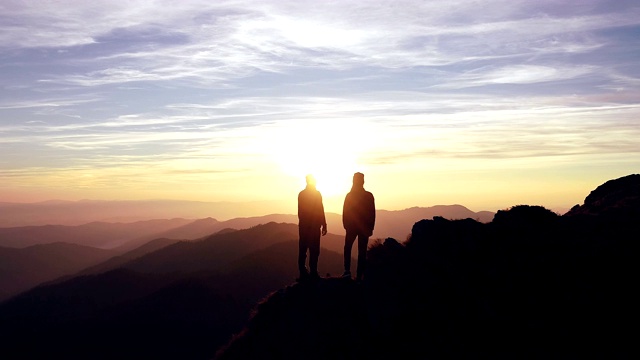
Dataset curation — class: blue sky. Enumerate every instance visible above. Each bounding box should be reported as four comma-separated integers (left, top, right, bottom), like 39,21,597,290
1,0,639,214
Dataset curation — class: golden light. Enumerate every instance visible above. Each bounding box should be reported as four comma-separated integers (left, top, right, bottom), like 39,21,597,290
262,119,371,197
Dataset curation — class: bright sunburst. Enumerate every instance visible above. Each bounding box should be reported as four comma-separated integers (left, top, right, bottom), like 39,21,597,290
264,119,370,197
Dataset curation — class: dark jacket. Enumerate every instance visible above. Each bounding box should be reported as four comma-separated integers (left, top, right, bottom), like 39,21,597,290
298,187,327,227
342,187,375,235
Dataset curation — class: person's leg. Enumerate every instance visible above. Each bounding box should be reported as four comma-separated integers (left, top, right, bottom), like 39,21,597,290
343,230,357,276
298,226,309,276
309,227,321,277
356,234,369,281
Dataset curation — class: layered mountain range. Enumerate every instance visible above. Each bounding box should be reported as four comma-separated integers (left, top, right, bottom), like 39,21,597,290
0,205,492,302
0,174,636,359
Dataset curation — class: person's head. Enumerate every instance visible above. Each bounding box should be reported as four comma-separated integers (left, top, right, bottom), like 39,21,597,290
352,172,365,188
305,174,317,188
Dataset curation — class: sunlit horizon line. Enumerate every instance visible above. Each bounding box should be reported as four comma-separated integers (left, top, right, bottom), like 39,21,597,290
0,193,579,214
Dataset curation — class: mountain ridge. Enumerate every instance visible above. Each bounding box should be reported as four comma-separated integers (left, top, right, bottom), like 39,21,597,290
0,205,493,250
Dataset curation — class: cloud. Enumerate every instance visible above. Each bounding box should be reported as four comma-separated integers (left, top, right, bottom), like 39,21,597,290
2,1,637,87
434,64,597,89
1,1,639,204
0,97,99,110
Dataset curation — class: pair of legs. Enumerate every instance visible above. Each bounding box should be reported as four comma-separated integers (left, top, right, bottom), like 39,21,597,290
344,230,369,280
298,224,321,278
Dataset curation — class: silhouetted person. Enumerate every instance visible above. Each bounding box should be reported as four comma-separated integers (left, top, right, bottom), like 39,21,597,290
342,172,375,281
297,174,327,281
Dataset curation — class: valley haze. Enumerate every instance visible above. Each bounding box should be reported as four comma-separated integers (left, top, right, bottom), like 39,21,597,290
0,199,498,228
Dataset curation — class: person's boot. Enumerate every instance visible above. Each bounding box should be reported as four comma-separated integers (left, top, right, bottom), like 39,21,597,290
296,269,310,282
309,270,321,281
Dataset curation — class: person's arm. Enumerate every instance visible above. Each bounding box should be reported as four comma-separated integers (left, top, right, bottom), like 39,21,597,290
342,193,349,230
367,192,376,235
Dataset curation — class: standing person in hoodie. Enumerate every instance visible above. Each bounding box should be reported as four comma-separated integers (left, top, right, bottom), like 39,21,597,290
297,174,327,281
342,172,375,281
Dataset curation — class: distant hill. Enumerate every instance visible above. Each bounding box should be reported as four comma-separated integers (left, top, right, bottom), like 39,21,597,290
0,243,116,301
0,218,192,249
0,205,494,251
0,199,491,229
0,199,289,227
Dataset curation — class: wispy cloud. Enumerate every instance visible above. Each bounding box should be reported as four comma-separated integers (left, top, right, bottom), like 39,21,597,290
433,64,598,89
0,97,99,110
1,1,639,207
3,1,637,86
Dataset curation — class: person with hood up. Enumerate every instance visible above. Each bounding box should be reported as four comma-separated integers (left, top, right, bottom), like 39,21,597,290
342,172,375,281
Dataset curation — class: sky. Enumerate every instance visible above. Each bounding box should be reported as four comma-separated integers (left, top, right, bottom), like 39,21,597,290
1,0,639,215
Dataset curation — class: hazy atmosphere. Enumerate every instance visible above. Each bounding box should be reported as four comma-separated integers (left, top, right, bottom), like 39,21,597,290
2,0,639,214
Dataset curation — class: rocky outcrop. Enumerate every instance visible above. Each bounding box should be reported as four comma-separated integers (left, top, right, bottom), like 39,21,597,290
565,174,640,218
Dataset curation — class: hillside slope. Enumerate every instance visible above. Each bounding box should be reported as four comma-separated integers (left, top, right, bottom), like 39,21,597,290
0,236,345,359
0,243,116,301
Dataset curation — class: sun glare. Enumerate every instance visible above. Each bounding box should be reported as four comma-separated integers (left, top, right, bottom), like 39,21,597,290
263,119,370,197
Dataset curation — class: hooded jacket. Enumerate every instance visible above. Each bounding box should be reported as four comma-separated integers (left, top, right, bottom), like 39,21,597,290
342,186,375,235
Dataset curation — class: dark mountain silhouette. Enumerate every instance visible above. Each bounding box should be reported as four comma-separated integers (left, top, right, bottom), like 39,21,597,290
0,243,116,301
0,268,206,359
0,218,192,249
216,278,372,360
216,176,636,359
2,175,635,359
0,225,344,360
